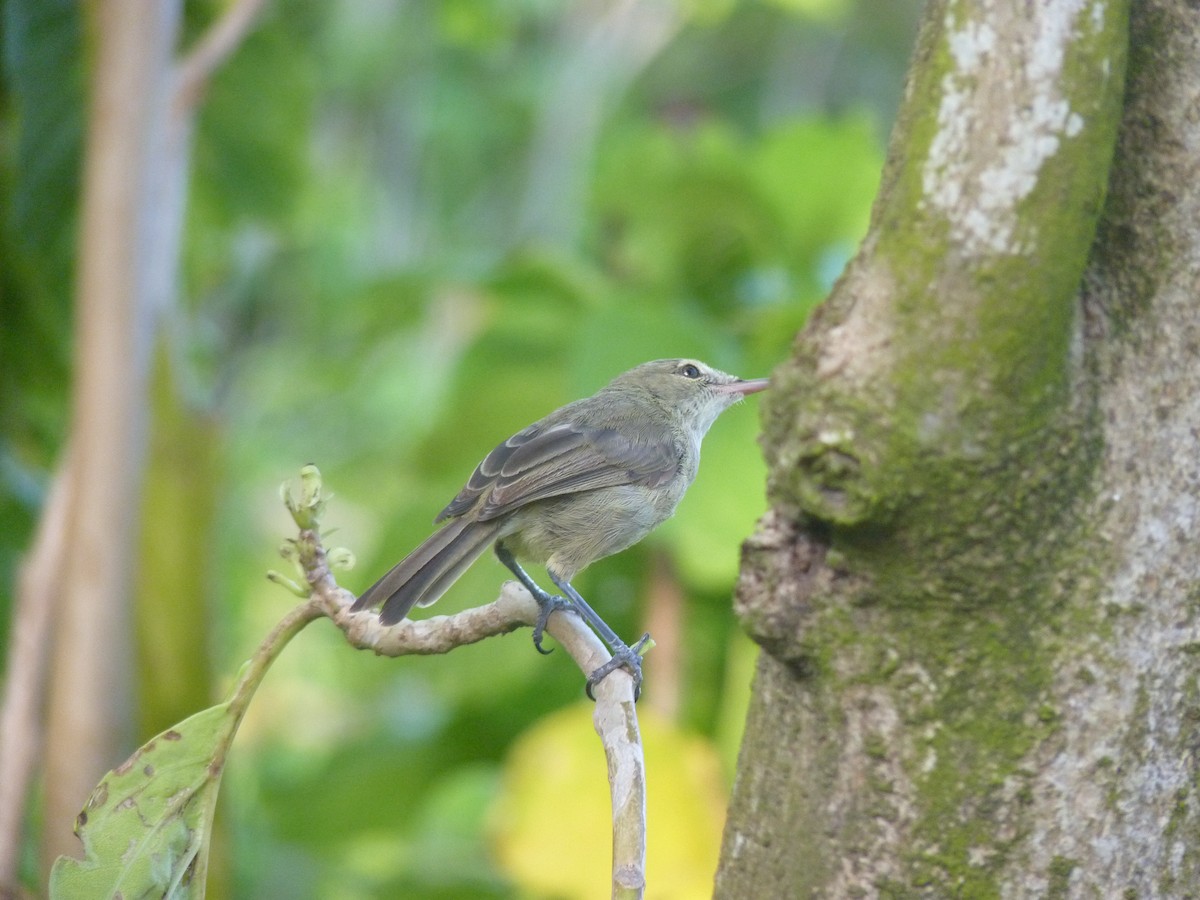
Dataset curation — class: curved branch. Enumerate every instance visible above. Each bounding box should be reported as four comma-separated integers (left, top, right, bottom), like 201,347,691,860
297,528,647,898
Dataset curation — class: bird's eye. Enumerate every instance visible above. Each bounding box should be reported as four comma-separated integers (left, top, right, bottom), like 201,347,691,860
679,363,702,379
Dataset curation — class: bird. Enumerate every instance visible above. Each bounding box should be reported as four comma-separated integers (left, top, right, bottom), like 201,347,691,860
351,358,768,696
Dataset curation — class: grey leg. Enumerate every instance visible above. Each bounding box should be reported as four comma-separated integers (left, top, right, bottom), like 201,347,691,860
495,545,648,699
495,544,572,654
547,571,648,700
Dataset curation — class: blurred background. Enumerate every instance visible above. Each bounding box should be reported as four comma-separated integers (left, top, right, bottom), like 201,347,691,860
1,0,918,896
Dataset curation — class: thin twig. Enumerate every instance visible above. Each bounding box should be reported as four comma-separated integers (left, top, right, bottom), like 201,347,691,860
174,0,269,113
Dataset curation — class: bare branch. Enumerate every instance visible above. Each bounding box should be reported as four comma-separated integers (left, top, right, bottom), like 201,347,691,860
174,0,269,114
296,526,647,898
314,576,538,654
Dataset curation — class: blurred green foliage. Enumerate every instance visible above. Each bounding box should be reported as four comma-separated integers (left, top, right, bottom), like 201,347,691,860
0,0,83,616
0,0,920,895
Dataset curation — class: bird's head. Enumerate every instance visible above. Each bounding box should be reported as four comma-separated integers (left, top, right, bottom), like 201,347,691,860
608,358,769,436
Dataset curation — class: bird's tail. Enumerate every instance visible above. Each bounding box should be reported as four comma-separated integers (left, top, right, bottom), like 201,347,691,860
351,518,504,625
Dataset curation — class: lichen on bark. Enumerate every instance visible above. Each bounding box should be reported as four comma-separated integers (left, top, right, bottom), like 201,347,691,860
759,0,1126,613
719,0,1132,895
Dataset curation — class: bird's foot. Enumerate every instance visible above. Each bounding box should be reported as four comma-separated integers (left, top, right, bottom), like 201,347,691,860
585,633,651,701
531,591,574,655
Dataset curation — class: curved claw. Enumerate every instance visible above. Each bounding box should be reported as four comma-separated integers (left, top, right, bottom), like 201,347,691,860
585,633,651,701
531,593,573,655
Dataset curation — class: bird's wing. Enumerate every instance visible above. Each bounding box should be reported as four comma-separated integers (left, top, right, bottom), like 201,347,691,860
436,421,680,523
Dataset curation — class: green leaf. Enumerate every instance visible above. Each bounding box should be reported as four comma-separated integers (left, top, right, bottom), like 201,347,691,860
47,682,246,900
4,0,85,300
49,597,318,899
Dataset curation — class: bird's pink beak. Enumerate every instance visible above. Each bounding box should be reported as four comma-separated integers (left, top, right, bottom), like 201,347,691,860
714,378,769,396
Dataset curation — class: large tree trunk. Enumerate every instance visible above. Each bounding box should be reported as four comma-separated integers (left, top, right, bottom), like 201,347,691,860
717,0,1200,895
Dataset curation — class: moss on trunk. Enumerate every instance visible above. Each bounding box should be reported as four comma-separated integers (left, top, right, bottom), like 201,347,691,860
719,0,1134,895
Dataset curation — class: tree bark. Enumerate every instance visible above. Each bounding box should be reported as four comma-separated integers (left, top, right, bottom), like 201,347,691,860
715,0,1200,895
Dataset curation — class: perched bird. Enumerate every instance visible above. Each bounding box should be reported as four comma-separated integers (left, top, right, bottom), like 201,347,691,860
352,358,768,695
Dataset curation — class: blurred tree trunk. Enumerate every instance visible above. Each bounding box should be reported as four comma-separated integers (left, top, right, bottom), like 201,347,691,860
718,0,1200,895
515,0,679,246
31,0,264,878
40,0,182,871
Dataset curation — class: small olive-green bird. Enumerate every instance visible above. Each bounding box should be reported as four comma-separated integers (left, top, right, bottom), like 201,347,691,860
351,358,768,695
